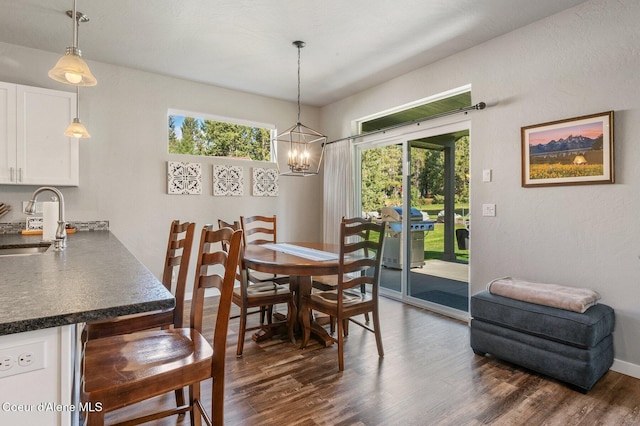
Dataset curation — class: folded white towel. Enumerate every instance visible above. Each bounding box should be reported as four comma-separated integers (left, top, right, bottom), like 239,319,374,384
487,277,601,313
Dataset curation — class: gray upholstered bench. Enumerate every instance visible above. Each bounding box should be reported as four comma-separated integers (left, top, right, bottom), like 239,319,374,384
470,290,615,392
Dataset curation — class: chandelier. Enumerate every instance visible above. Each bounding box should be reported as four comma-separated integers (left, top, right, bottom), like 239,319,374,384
277,41,326,176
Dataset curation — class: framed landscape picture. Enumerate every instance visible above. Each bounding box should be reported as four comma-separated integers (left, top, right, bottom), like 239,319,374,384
521,111,614,187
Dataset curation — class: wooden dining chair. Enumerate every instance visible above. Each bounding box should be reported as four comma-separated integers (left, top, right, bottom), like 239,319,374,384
217,219,241,250
240,214,289,285
312,217,373,331
83,220,196,340
81,225,243,426
240,214,279,246
220,219,296,356
301,219,386,371
219,218,269,326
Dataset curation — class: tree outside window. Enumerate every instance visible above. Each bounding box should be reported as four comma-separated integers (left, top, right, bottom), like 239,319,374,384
168,113,273,161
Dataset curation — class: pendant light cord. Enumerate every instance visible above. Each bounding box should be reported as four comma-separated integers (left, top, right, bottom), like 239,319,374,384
296,43,301,124
73,0,80,119
75,86,80,118
72,0,78,48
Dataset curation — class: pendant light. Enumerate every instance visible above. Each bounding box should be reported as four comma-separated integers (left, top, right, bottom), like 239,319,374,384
48,0,97,87
64,86,91,138
61,6,91,138
277,41,326,177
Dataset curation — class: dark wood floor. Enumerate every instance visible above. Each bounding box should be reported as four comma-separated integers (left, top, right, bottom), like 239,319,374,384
105,297,640,425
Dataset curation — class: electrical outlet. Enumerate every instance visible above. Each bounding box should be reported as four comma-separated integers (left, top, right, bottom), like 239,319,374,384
0,355,13,371
18,352,34,367
0,341,45,378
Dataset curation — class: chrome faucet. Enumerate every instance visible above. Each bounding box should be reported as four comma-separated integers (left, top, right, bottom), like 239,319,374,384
24,186,67,250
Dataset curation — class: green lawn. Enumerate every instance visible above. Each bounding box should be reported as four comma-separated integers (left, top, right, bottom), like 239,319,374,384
424,222,468,262
372,203,470,262
419,203,470,219
415,204,469,262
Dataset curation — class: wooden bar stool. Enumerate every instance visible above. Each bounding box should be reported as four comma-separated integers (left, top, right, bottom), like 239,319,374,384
83,220,195,339
81,225,243,425
82,220,195,413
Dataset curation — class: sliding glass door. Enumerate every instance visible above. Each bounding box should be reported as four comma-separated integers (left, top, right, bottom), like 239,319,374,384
405,135,469,315
354,121,470,320
358,142,404,294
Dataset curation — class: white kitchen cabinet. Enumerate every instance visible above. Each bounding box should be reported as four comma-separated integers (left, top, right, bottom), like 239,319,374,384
0,82,17,185
0,81,79,186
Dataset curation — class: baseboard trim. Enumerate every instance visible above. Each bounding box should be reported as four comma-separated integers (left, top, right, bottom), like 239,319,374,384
611,358,640,379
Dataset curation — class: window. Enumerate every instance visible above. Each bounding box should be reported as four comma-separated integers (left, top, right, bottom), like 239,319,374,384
168,109,275,161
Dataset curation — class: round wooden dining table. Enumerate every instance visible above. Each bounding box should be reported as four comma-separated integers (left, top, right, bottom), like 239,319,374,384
242,242,341,346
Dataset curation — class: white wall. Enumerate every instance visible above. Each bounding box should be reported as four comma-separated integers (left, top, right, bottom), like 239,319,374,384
321,0,640,373
0,42,324,284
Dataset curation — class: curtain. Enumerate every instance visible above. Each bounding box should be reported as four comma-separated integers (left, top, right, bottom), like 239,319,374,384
322,140,353,244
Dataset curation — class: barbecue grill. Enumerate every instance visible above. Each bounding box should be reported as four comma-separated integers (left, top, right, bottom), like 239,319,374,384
380,206,435,269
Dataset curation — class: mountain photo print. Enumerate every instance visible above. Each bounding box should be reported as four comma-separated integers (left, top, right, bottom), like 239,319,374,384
521,111,614,187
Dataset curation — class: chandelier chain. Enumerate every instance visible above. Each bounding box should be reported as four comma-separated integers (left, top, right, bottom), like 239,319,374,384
297,43,301,124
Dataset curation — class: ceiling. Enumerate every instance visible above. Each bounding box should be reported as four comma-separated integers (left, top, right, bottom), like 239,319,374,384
0,0,589,107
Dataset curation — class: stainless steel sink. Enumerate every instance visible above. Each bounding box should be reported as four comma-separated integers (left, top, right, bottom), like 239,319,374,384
0,243,52,256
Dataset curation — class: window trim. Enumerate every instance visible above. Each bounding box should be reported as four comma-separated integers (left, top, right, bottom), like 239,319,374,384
353,84,472,134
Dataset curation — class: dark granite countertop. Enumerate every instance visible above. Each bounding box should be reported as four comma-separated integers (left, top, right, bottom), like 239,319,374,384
0,231,175,336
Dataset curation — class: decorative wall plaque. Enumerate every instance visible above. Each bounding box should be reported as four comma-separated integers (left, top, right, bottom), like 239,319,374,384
252,167,279,197
213,165,244,196
167,161,202,194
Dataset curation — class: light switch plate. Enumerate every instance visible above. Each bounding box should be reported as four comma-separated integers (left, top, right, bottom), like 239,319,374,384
482,204,496,217
482,169,492,182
